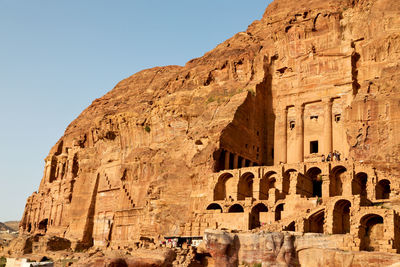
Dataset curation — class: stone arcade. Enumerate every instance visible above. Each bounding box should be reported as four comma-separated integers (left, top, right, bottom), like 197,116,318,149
199,161,400,253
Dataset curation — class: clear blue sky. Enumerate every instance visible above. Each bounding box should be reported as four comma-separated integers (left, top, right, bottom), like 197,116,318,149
0,0,271,222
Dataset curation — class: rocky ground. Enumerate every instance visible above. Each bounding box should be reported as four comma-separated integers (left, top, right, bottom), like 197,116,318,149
3,230,400,266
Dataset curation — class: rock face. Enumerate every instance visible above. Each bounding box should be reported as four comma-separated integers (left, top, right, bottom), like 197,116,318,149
19,0,400,256
204,230,400,267
204,230,295,267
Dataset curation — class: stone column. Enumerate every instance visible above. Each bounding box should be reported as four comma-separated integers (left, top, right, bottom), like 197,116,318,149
233,154,239,169
368,172,377,200
253,178,260,200
295,104,305,163
289,172,298,195
44,159,51,183
241,158,246,168
321,175,330,198
323,98,333,156
343,172,353,197
224,151,230,170
274,107,288,165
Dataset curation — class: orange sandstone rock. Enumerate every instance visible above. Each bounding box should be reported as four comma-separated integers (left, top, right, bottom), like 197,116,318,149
18,0,400,260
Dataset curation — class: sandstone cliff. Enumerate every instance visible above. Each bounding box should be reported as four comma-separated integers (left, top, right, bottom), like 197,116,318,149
19,0,400,251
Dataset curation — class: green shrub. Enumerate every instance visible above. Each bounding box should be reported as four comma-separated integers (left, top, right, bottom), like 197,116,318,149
0,256,6,267
144,125,151,133
206,96,216,103
247,89,256,96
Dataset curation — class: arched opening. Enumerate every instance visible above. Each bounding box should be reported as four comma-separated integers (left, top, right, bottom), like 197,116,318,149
330,166,346,197
228,204,244,213
38,219,48,233
352,172,367,197
376,180,391,200
332,200,351,234
238,172,254,200
306,167,322,197
284,221,295,231
27,223,32,233
306,210,325,233
268,178,276,190
259,171,277,200
250,203,268,229
214,173,234,201
359,214,384,251
206,203,222,213
275,203,284,221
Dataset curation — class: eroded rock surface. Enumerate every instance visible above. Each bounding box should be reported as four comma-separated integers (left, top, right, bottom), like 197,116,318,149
203,230,400,267
16,0,400,262
204,230,296,267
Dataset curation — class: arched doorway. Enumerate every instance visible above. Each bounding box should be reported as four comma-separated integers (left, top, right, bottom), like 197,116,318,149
259,171,277,200
376,180,391,200
306,210,324,233
306,167,322,197
352,172,367,196
359,214,384,251
250,203,268,229
332,200,351,234
284,221,295,231
38,219,48,233
238,172,254,200
27,223,32,233
206,203,222,213
330,166,346,197
214,173,234,201
275,203,284,221
228,204,244,213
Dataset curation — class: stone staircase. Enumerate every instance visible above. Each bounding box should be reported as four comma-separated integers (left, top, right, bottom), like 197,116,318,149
104,175,112,189
122,183,135,208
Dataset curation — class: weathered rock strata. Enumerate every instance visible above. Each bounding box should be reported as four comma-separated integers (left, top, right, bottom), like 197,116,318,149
16,0,400,262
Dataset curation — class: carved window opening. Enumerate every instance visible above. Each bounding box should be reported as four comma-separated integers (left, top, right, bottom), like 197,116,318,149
376,180,391,200
310,115,318,120
335,114,341,122
284,221,295,231
289,121,295,130
38,219,48,233
275,203,284,221
310,141,319,154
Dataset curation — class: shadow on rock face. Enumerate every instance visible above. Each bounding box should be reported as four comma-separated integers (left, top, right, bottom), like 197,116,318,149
109,258,128,267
